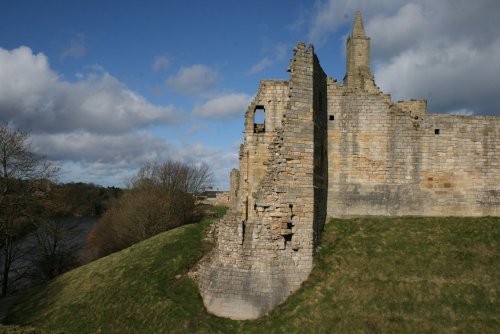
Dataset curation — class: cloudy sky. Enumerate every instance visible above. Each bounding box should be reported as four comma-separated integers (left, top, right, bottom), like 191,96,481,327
1,0,499,188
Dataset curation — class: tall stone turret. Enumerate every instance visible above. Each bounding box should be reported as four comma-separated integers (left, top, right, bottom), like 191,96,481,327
344,11,377,92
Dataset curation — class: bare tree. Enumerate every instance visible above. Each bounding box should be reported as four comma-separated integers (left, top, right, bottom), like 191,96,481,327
30,219,81,281
131,160,213,196
0,124,58,296
85,159,212,262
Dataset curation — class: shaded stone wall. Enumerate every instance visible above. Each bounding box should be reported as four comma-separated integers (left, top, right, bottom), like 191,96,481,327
312,54,328,247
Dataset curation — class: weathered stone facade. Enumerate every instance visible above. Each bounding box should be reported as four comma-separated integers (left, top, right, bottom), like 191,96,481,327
194,11,500,320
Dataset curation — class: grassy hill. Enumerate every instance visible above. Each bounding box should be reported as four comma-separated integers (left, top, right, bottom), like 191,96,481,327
3,213,499,333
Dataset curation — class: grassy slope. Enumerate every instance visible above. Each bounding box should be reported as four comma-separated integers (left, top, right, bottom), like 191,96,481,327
4,215,499,333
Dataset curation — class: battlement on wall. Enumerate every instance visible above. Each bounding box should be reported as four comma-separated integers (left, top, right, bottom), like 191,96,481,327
394,99,428,116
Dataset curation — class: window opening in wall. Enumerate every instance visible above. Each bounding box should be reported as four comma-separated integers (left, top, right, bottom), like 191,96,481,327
254,106,265,133
241,221,246,243
435,129,440,135
284,234,292,243
329,115,335,121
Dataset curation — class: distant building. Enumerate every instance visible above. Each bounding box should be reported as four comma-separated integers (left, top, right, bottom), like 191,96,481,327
197,190,230,206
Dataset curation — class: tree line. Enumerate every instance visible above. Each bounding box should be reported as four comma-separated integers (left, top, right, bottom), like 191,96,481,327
84,160,212,261
48,182,123,217
1,124,213,296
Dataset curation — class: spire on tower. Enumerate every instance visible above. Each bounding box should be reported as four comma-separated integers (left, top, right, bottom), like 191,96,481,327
352,11,367,38
344,11,377,92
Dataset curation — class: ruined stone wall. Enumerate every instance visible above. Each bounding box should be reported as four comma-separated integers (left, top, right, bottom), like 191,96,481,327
238,80,289,222
326,88,500,217
196,43,328,320
195,11,499,322
395,99,427,117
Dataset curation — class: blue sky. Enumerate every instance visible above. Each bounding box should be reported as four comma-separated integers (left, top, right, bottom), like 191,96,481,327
1,1,499,189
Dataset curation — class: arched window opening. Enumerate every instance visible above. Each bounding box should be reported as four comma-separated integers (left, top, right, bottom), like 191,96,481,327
254,106,265,133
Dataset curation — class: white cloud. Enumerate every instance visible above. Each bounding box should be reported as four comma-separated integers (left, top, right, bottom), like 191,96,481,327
275,44,289,60
184,124,208,136
375,39,500,113
370,1,500,115
31,131,176,186
152,54,170,71
32,130,237,189
166,64,219,95
175,142,237,190
307,0,402,45
447,108,475,116
247,43,290,75
60,33,86,60
194,93,252,119
247,57,273,75
32,131,174,166
0,46,237,188
0,46,178,134
366,3,428,58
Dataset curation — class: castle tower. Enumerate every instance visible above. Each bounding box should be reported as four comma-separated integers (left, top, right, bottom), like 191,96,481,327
344,11,377,92
195,11,500,321
195,42,328,320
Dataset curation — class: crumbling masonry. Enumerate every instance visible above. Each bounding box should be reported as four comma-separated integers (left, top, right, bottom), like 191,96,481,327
195,12,500,319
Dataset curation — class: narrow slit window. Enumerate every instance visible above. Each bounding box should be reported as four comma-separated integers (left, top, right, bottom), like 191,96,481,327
435,129,440,135
329,115,335,121
254,106,265,133
241,222,246,243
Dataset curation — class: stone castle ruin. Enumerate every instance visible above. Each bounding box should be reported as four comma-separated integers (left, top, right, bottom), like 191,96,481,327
194,12,500,319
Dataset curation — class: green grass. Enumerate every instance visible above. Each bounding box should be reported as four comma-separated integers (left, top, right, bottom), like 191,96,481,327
4,215,499,333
